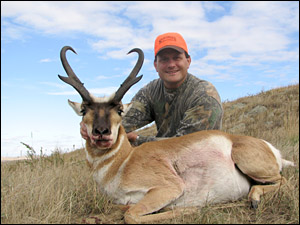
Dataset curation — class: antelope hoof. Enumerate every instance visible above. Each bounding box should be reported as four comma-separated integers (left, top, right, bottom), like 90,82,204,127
251,200,259,209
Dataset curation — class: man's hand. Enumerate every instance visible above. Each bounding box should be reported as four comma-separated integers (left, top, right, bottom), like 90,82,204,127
80,121,89,140
127,132,138,143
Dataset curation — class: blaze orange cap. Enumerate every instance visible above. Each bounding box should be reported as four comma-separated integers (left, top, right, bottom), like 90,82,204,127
154,32,188,57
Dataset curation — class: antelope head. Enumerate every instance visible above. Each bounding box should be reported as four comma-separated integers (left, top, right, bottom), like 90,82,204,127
58,46,143,149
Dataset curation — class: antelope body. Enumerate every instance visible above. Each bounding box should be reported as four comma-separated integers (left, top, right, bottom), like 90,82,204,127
58,46,294,224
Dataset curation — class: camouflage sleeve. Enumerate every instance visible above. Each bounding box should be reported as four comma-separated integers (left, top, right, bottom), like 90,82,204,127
135,135,161,146
176,96,223,136
122,87,154,133
136,96,223,145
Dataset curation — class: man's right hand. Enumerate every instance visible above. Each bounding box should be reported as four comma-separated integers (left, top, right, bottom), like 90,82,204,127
127,132,138,143
80,121,89,140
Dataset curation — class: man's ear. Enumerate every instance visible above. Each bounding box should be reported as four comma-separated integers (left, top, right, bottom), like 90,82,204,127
68,100,83,116
154,60,158,72
187,56,191,69
122,103,133,117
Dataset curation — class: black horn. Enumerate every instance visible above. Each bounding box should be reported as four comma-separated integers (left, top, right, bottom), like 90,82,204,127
113,48,144,102
58,46,93,103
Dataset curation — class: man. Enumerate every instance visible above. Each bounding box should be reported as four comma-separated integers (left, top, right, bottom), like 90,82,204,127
81,32,223,145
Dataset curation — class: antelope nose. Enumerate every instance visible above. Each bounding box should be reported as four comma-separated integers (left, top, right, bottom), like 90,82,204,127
93,127,111,136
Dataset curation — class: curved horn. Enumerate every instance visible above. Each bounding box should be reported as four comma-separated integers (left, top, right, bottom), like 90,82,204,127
113,48,144,102
58,46,92,103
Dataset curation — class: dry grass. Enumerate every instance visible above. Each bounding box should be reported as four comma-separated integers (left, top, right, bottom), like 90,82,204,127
1,84,299,224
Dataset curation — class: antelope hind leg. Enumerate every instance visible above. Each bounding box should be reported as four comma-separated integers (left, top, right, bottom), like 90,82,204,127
231,138,285,208
248,177,287,208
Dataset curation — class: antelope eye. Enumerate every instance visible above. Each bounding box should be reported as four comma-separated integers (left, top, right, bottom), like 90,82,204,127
117,109,123,116
80,108,87,116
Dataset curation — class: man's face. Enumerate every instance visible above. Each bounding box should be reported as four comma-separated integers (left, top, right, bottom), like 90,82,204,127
154,48,191,89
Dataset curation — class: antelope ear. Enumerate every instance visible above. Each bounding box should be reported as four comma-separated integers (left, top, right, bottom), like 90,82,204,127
68,99,83,116
122,103,133,117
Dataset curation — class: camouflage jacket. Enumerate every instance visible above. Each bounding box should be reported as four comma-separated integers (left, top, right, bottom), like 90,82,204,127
122,73,223,145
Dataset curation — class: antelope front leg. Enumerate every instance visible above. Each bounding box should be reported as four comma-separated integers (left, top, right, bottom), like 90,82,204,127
124,185,184,224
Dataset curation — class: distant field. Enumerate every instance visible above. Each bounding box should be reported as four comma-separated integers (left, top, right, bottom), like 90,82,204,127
1,156,28,162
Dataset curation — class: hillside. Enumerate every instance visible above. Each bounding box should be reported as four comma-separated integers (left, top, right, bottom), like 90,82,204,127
1,84,299,224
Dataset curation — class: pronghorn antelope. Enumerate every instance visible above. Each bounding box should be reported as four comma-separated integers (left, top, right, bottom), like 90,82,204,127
58,46,294,224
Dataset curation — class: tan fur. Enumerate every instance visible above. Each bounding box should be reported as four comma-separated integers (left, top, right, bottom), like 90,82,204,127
231,135,281,183
99,109,105,118
80,120,293,223
68,97,293,224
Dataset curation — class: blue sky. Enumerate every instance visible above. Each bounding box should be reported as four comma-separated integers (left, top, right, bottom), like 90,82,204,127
1,1,299,157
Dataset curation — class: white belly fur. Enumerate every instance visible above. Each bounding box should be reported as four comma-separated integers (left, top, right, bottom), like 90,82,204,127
171,135,251,207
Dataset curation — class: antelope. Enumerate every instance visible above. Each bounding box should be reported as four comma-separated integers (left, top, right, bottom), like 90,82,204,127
58,46,294,224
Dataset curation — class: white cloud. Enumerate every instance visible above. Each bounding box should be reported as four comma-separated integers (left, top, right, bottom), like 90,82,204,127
231,1,299,32
40,81,69,89
47,90,78,96
2,1,299,88
89,87,118,96
2,1,298,62
202,1,226,13
95,75,111,80
47,86,118,97
96,75,124,80
39,58,53,63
